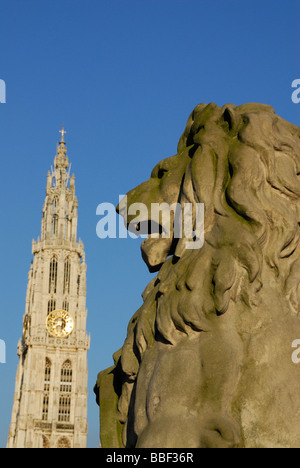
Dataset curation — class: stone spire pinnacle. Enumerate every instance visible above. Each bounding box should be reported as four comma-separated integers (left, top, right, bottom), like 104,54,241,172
59,126,66,143
42,128,78,243
54,127,69,170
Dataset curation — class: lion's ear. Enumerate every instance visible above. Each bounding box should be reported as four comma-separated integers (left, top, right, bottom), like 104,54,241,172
220,104,240,134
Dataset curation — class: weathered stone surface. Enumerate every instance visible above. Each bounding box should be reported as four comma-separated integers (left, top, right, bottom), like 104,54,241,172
95,103,300,448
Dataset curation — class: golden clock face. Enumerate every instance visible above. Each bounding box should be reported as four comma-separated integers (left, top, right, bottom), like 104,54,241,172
46,309,74,338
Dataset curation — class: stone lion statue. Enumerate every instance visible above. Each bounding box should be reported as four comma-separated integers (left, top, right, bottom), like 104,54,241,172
95,103,300,448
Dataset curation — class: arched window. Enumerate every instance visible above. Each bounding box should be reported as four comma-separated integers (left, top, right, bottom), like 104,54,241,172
47,298,56,315
52,197,57,213
63,258,71,294
58,360,72,422
42,435,50,448
64,216,69,239
49,257,57,293
62,300,69,312
64,201,70,239
60,360,72,391
58,395,71,422
51,197,58,238
51,214,58,237
42,358,51,421
44,358,51,384
56,436,71,448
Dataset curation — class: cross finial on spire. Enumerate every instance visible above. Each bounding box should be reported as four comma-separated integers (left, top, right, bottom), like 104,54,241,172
59,126,66,142
55,126,68,168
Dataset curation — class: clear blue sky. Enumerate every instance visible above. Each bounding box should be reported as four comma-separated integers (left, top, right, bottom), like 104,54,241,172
0,0,299,448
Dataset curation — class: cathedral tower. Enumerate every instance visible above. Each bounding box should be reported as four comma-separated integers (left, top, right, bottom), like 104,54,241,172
7,129,90,448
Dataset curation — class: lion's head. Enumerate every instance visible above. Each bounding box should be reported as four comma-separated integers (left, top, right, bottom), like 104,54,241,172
97,103,300,448
117,102,300,333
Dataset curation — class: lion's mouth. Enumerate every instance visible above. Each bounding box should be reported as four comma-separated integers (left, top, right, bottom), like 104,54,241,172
128,220,164,236
117,196,176,272
127,219,174,272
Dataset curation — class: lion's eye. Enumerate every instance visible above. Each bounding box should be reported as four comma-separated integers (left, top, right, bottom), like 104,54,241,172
157,168,168,179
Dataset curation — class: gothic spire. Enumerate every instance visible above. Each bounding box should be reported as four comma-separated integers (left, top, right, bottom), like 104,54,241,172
54,126,69,170
59,126,66,143
42,128,77,243
7,124,89,448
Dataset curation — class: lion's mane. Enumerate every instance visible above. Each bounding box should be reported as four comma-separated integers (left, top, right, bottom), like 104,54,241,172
97,103,300,448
